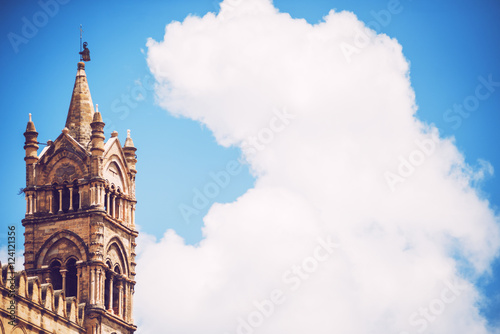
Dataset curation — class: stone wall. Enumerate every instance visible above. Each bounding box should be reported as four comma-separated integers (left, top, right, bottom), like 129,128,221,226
0,263,85,334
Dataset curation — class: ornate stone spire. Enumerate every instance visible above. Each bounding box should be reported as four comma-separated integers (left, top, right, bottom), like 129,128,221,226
65,62,95,147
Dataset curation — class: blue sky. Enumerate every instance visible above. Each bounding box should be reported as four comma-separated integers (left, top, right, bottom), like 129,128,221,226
1,0,499,331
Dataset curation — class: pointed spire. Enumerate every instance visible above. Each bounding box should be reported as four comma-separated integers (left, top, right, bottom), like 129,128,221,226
65,62,95,147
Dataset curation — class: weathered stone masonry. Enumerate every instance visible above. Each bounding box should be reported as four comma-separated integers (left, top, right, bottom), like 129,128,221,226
0,61,139,334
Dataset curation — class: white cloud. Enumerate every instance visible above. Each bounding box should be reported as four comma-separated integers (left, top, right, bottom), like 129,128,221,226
137,0,500,333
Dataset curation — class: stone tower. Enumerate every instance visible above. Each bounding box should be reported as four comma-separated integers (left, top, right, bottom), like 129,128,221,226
22,62,138,334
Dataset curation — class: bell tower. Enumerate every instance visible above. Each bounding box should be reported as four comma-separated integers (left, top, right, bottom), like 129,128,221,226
22,61,139,334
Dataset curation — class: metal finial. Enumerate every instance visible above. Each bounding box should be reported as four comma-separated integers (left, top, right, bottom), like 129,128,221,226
96,104,99,113
127,129,131,138
29,113,32,122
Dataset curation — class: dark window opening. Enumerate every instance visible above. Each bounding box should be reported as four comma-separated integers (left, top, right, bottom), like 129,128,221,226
104,272,111,310
50,260,62,290
66,258,78,297
104,189,109,212
72,182,80,211
114,195,120,219
112,281,119,314
112,265,121,314
62,186,70,213
53,186,59,213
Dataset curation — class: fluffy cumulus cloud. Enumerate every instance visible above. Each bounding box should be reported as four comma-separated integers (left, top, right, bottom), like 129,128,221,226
138,0,500,333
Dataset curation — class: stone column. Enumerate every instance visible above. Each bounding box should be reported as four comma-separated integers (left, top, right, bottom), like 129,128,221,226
60,268,67,293
101,269,106,307
106,192,110,215
102,185,105,205
131,205,135,226
58,189,63,213
101,186,105,207
28,195,33,214
95,185,98,205
121,280,128,321
76,266,82,302
130,284,134,322
48,194,53,214
96,185,100,206
123,281,127,321
108,276,114,312
111,194,115,218
95,185,100,206
68,187,73,211
101,185,105,207
33,193,37,213
117,279,123,318
97,269,102,305
127,282,132,322
78,187,82,210
90,267,95,304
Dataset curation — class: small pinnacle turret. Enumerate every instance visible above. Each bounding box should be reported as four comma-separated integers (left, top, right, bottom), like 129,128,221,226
124,129,135,148
90,104,105,178
90,104,105,157
24,113,39,186
123,129,137,174
26,113,36,132
65,62,95,146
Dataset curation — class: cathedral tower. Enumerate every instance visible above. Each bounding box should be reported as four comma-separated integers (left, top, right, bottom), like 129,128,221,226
22,62,138,334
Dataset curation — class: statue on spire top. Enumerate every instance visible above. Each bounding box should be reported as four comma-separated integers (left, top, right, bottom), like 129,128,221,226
79,25,91,62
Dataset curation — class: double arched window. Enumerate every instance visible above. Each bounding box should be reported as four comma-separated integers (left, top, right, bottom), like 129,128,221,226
51,181,80,213
48,258,78,297
103,261,126,318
